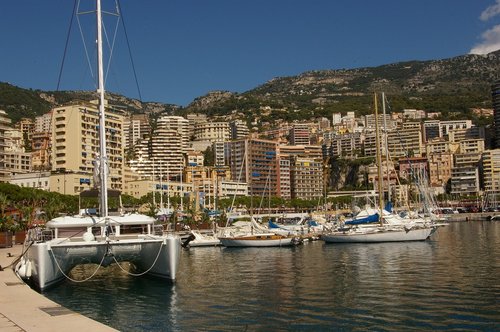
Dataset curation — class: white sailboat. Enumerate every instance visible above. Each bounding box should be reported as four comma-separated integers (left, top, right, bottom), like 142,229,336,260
218,217,301,247
15,0,181,290
321,93,438,243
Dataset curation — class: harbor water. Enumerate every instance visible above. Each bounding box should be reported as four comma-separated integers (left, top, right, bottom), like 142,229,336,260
43,221,500,331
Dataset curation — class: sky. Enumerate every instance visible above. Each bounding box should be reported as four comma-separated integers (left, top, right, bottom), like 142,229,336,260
1,0,500,107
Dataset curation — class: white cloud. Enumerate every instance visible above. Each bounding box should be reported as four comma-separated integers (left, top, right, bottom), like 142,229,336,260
470,24,500,54
480,0,500,21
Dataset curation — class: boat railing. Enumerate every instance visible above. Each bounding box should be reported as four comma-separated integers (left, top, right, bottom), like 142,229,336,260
153,225,164,236
27,227,54,242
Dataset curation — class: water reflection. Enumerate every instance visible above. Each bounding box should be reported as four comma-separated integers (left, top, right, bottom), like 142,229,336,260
44,222,500,331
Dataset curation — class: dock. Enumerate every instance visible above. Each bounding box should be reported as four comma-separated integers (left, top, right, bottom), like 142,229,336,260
0,244,116,332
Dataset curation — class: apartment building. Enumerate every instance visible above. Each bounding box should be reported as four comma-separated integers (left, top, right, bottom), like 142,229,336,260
123,114,150,153
16,118,34,142
440,120,473,138
213,141,225,166
450,153,481,196
227,138,279,198
425,138,459,156
290,123,310,145
50,101,125,193
0,110,12,182
289,157,324,200
323,132,362,158
10,171,51,191
364,114,395,130
35,112,52,133
423,120,441,142
279,144,322,159
428,152,453,187
492,80,500,147
128,116,189,180
277,157,291,199
481,149,500,194
31,131,51,170
193,122,230,142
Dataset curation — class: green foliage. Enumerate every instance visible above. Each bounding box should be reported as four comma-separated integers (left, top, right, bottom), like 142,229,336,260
203,145,215,166
0,183,78,221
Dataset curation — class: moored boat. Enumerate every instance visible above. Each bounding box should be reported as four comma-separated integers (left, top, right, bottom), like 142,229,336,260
219,233,299,247
183,230,221,247
15,1,181,290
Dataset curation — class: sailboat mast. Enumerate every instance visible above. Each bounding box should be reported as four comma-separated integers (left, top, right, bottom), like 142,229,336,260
374,93,384,225
96,0,109,218
381,92,391,203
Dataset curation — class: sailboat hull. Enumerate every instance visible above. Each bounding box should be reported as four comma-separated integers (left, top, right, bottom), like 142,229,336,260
220,234,296,247
321,227,435,243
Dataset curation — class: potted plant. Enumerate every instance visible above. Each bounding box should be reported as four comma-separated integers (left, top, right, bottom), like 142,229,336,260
0,217,14,248
14,205,34,244
0,193,13,248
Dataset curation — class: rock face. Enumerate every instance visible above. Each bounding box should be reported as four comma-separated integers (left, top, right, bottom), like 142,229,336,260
187,91,235,110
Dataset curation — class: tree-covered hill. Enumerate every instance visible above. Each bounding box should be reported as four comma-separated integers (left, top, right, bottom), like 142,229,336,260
1,50,499,124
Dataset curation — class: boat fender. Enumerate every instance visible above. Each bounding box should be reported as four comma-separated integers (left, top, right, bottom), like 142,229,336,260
25,260,32,278
83,232,95,242
16,261,25,278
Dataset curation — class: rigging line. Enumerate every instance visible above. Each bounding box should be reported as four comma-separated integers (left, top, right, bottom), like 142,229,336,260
56,0,78,91
117,0,143,101
111,241,165,277
76,0,97,89
101,8,121,89
49,245,108,283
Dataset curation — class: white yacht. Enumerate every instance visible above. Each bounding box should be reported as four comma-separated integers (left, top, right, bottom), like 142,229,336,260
15,0,180,290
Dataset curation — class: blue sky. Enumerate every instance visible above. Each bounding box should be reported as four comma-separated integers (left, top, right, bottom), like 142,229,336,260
1,1,500,106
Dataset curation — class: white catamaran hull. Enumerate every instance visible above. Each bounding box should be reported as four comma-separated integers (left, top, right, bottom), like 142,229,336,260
20,235,180,291
321,227,435,243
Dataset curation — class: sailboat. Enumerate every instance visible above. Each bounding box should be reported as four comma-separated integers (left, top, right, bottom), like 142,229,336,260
217,167,301,247
218,216,301,247
321,93,439,243
15,0,181,290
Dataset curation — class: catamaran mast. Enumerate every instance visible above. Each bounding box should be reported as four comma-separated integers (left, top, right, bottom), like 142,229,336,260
97,0,108,218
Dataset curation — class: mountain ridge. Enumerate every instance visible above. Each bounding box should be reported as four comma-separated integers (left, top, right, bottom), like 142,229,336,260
1,50,499,124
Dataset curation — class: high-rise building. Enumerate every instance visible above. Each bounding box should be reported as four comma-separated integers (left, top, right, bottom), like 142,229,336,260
229,120,249,140
0,110,12,182
123,114,150,153
193,122,230,142
492,80,500,147
227,138,279,198
50,101,125,192
128,116,189,180
289,157,324,200
481,149,500,195
290,123,310,145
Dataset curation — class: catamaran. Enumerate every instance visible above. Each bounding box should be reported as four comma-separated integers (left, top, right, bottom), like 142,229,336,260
15,0,181,290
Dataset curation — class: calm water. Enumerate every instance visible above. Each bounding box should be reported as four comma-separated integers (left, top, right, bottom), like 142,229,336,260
44,221,500,331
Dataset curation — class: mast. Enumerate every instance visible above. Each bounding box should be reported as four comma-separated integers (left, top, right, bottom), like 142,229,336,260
374,92,384,226
381,92,391,203
97,0,108,218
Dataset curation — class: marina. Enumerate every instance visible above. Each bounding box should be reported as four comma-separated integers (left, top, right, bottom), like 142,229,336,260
8,220,494,331
0,2,499,331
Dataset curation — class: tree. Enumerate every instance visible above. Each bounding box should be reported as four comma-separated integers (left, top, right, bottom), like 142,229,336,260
203,146,215,166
